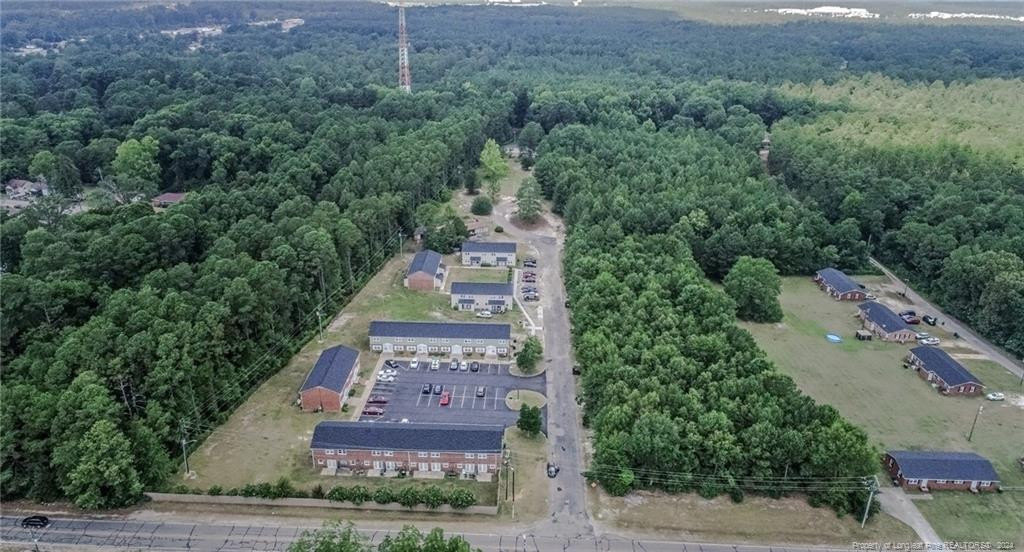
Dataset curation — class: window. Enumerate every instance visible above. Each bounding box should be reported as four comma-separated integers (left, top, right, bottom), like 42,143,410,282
317,458,324,465
476,339,484,344
935,479,947,484
428,346,438,352
953,480,964,484
325,449,335,456
363,460,370,466
338,450,347,456
430,452,440,458
490,465,496,470
465,453,474,459
394,345,405,352
442,463,449,468
441,346,451,353
372,451,382,457
371,345,383,352
418,452,428,458
907,479,919,485
371,337,380,343
980,481,991,487
456,464,463,469
429,338,437,344
477,453,487,459
384,451,394,457
464,339,472,344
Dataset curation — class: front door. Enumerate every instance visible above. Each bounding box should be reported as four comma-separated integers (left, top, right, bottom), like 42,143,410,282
386,461,396,471
419,462,429,472
327,459,338,469
373,461,383,471
417,344,428,355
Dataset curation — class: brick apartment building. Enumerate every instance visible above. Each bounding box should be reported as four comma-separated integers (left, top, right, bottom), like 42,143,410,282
368,320,512,357
298,345,359,412
450,282,514,312
857,301,916,342
404,250,446,291
906,346,984,396
884,450,1000,492
813,268,868,301
460,241,517,267
310,421,504,476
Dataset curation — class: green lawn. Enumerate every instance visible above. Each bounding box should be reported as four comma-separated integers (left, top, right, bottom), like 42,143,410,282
742,276,1024,543
446,266,512,285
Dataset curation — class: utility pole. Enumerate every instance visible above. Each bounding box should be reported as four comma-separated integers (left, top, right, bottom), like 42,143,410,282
179,421,195,477
510,466,516,520
860,476,878,528
397,3,411,93
316,308,324,343
967,404,984,442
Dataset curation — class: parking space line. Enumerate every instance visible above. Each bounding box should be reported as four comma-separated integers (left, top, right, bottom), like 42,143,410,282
459,386,467,408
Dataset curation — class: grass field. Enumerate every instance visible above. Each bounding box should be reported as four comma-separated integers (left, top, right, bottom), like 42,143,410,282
504,389,546,411
742,276,1024,543
589,486,918,546
498,428,549,522
445,266,512,286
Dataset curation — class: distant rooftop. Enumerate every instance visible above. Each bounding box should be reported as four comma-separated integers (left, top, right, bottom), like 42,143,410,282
407,250,443,277
369,320,511,340
311,422,504,453
451,282,513,296
859,301,910,333
299,345,359,393
461,241,516,254
816,267,861,294
888,450,999,482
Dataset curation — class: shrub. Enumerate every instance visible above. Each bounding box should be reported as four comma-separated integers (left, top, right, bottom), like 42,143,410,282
207,485,223,496
170,484,190,494
516,336,543,374
516,405,543,436
396,486,422,508
471,195,493,216
326,486,350,502
310,484,325,499
421,485,445,509
373,487,395,504
349,485,371,504
341,403,349,412
446,487,477,509
494,225,504,233
272,477,297,499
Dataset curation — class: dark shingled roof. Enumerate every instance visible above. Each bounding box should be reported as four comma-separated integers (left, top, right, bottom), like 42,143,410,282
300,345,358,393
311,422,504,452
858,301,911,334
461,241,517,254
407,250,443,277
911,346,983,387
369,320,511,340
816,268,861,294
888,450,1000,482
152,192,186,203
451,282,513,296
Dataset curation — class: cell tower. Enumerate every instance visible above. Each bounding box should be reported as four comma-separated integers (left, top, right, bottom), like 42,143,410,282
398,4,412,93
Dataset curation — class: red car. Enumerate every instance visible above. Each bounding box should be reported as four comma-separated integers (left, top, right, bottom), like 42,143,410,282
902,314,921,324
439,391,451,406
362,406,385,415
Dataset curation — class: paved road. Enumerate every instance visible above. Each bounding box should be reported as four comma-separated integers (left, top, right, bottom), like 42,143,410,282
492,196,592,534
0,515,860,552
870,258,1024,381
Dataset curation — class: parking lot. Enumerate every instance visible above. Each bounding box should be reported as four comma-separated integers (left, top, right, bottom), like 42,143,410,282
359,358,546,427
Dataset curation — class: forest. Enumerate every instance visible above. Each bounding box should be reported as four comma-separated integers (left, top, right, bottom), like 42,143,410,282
2,1,1023,511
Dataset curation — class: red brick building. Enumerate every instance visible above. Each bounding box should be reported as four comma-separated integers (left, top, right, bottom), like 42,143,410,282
404,250,446,291
813,268,868,301
299,345,359,412
884,450,1000,492
857,301,916,342
310,422,504,476
906,346,984,396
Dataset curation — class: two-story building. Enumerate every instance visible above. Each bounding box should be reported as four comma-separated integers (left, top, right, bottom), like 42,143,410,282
460,241,517,267
906,346,984,396
404,249,446,291
310,421,504,478
368,320,512,357
450,282,514,313
298,345,360,412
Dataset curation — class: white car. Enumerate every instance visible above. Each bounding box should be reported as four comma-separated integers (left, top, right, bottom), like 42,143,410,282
986,392,1005,401
460,360,469,371
476,311,493,318
431,358,440,370
376,374,395,383
380,368,397,376
919,337,941,346
410,358,419,368
915,332,931,340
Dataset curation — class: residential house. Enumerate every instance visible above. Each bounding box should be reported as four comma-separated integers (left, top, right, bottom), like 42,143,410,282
404,250,446,291
368,320,512,357
813,268,868,301
857,301,916,342
460,241,516,267
465,219,488,237
299,345,359,412
450,282,514,313
4,179,49,199
151,192,186,208
310,421,504,477
884,450,1000,492
906,346,984,396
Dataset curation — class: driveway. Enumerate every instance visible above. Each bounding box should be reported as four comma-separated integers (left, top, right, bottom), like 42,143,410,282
875,487,942,545
870,258,1024,382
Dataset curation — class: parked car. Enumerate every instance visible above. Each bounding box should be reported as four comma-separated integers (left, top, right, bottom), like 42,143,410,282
523,271,537,278
20,516,49,529
476,310,493,318
377,374,395,383
422,384,432,394
521,286,538,293
460,361,469,372
524,257,537,264
523,261,537,268
986,392,1006,401
384,359,399,369
367,395,389,404
431,358,440,370
476,385,486,397
380,368,397,376
902,314,921,324
572,365,582,375
923,315,938,326
546,463,560,478
362,406,385,416
470,361,480,372
433,384,443,395
410,358,419,368
523,293,539,301
439,391,451,406
919,337,941,346
899,310,917,317
865,293,877,300
449,361,459,371
915,332,931,340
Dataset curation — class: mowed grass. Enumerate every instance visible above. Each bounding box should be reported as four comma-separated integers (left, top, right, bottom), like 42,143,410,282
498,428,549,522
741,276,1024,543
446,266,512,285
588,487,918,546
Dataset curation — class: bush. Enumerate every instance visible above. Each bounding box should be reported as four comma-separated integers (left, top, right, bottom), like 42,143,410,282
326,486,350,502
170,484,190,494
207,485,223,496
272,477,297,499
397,486,422,508
471,195,493,215
373,487,395,504
494,225,504,233
446,487,477,509
341,403,349,412
421,485,445,509
517,404,543,436
310,484,325,499
516,336,543,374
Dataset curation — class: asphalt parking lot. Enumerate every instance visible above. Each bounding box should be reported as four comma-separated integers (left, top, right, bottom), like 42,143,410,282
359,358,546,427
